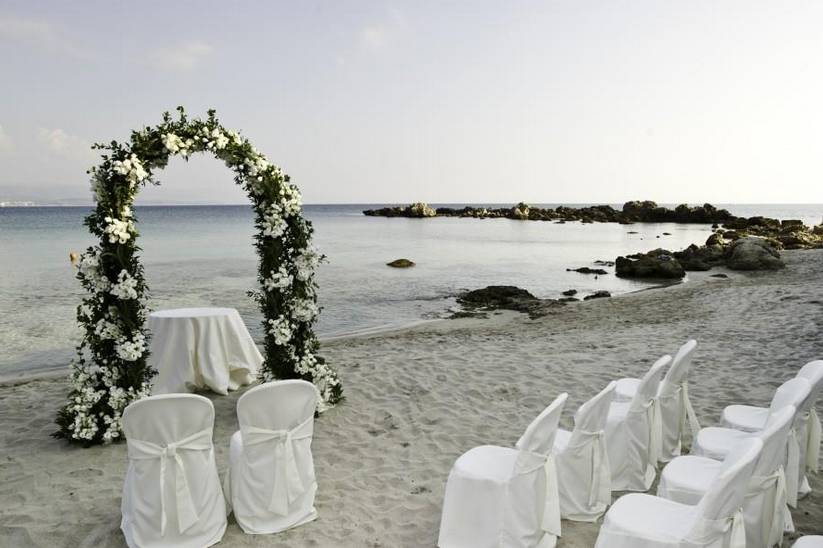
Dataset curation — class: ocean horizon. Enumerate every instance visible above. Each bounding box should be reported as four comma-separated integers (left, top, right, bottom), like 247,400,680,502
2,202,822,379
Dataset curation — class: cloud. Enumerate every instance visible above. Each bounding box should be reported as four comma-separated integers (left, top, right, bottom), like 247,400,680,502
361,25,389,50
0,125,12,153
144,41,214,71
0,15,91,59
37,128,92,159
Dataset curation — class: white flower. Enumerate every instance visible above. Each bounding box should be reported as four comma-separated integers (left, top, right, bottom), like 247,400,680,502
110,270,138,300
267,316,293,346
115,332,146,362
94,317,122,340
294,247,321,282
262,204,287,238
263,265,292,291
112,154,148,185
161,132,186,154
103,216,134,244
291,298,319,322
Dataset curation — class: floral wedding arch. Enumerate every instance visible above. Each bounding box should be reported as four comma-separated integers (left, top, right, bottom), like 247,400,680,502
55,108,342,445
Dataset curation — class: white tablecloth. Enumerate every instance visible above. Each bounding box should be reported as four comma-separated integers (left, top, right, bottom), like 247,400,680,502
148,307,263,395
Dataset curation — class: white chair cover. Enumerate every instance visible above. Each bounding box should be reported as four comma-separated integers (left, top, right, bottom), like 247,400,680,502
121,394,227,548
658,406,796,548
657,340,700,462
553,382,615,521
794,537,823,547
225,380,320,534
594,438,762,548
605,355,671,491
795,361,823,496
694,377,811,507
722,361,823,498
438,393,567,548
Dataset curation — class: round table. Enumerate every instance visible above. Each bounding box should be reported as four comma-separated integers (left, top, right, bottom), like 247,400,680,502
148,307,263,395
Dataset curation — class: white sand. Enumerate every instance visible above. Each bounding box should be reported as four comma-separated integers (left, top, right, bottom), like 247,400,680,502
2,250,822,547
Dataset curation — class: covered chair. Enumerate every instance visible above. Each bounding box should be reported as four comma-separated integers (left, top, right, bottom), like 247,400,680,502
794,537,823,547
605,355,671,491
438,393,568,548
722,360,823,499
658,406,796,548
552,382,616,521
121,394,227,548
594,437,762,548
694,377,811,507
614,340,700,462
225,380,320,534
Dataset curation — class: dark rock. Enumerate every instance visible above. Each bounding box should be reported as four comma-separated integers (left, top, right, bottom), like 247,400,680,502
726,237,785,271
593,260,615,266
662,232,672,236
627,231,640,234
387,259,415,268
559,297,580,302
584,290,611,300
458,285,536,307
615,250,686,279
566,267,608,275
710,273,729,278
562,289,578,296
705,233,724,246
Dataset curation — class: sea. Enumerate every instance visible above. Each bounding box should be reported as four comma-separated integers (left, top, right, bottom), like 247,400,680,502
1,203,822,378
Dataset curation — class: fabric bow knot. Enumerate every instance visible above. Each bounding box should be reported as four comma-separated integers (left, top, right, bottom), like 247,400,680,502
807,408,821,473
747,464,789,547
127,428,213,536
575,429,611,507
242,415,313,516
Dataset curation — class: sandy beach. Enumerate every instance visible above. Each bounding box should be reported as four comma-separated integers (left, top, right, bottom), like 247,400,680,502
2,249,822,547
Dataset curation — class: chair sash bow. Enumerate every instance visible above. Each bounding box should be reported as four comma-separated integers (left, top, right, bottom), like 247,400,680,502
688,508,746,548
786,426,801,507
514,450,561,538
571,429,611,507
680,381,701,444
807,408,821,473
241,415,314,516
747,465,788,547
127,428,213,536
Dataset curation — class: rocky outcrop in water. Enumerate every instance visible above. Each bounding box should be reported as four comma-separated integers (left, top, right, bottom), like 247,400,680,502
387,259,415,268
364,200,737,225
615,235,787,279
364,202,823,253
456,286,566,318
616,249,686,279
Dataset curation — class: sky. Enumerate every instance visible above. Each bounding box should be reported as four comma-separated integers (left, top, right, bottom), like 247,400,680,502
0,1,821,205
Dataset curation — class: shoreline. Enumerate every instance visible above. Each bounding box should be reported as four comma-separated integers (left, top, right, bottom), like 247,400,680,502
0,272,710,387
2,249,821,546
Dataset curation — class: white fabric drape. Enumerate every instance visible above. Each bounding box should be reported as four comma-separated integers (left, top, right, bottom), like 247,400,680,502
149,308,262,395
120,395,227,548
225,381,319,535
127,429,212,536
808,408,821,473
238,416,314,516
595,438,762,548
438,394,567,548
555,429,611,520
793,536,823,547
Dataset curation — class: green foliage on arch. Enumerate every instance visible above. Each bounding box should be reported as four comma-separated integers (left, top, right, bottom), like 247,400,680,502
55,107,341,445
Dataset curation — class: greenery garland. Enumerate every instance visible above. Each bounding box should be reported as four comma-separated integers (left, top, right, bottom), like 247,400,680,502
55,107,342,445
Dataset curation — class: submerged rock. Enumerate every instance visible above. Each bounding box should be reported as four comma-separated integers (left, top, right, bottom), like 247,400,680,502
562,289,578,296
387,259,416,268
566,267,608,275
